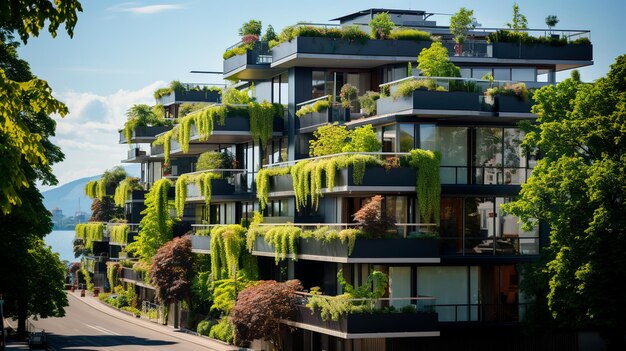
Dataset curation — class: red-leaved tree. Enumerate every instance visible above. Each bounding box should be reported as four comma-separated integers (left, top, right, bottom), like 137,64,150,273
353,195,395,237
231,280,303,350
150,235,193,308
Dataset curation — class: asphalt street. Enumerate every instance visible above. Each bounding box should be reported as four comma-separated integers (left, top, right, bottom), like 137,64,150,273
33,293,215,351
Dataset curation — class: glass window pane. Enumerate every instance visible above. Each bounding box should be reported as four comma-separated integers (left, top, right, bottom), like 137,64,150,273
312,71,325,99
420,125,468,184
493,68,510,81
504,128,526,184
382,125,396,152
472,68,492,79
465,197,495,254
417,266,469,321
475,128,503,184
497,197,539,255
511,68,535,82
399,124,415,152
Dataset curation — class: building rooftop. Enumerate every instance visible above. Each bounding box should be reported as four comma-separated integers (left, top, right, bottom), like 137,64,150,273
330,8,429,22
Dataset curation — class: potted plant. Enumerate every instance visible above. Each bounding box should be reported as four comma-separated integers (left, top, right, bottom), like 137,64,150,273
450,8,475,56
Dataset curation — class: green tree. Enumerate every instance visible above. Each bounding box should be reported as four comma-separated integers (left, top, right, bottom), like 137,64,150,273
506,2,528,30
342,125,381,153
262,25,277,42
309,123,350,157
368,12,394,39
417,42,460,77
239,19,262,37
503,57,626,349
450,7,475,44
545,15,559,32
0,0,82,43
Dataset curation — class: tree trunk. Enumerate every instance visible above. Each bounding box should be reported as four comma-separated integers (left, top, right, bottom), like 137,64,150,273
16,299,27,339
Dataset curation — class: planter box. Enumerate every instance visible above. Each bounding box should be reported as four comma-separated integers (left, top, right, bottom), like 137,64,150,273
186,179,236,199
293,305,438,335
495,95,535,114
377,91,484,116
191,235,211,253
272,37,432,63
119,126,171,144
268,166,415,194
156,90,221,106
297,107,350,130
188,115,284,140
491,42,592,61
253,236,439,260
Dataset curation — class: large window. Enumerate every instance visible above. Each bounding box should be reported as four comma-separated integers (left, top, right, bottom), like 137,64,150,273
398,124,415,152
474,127,528,184
420,125,468,183
440,197,539,255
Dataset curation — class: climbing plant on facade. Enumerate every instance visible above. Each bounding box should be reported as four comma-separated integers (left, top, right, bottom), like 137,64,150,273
114,177,142,207
174,172,222,218
126,178,173,263
75,223,105,250
208,225,247,280
256,166,291,211
110,224,129,244
406,149,441,224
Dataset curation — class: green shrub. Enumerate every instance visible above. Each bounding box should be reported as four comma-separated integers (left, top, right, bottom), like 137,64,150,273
223,45,250,60
391,79,443,100
407,231,439,239
418,42,461,77
121,306,141,317
209,318,234,344
98,293,110,301
295,98,331,117
485,82,530,101
339,83,358,109
340,25,369,43
196,319,216,336
196,151,233,171
390,28,431,41
239,19,262,36
369,12,394,39
401,304,417,313
358,91,380,115
571,37,591,45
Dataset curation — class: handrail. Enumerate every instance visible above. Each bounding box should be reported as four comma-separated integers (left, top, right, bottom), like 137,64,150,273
173,168,248,177
264,151,410,169
296,94,332,107
379,75,524,88
257,222,436,227
294,291,436,302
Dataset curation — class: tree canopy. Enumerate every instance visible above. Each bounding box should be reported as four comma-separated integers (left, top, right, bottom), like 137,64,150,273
150,235,194,307
417,42,460,78
503,56,626,348
231,280,303,350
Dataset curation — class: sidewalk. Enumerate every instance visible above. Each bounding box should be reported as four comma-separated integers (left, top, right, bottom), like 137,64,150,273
63,291,239,351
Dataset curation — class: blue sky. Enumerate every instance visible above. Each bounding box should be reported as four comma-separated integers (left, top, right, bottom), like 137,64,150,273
18,0,626,188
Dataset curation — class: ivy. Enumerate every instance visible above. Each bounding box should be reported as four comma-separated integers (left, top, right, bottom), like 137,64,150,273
80,264,94,291
256,166,291,210
75,222,105,250
406,149,441,224
152,129,175,165
106,262,121,291
174,174,191,218
110,224,129,244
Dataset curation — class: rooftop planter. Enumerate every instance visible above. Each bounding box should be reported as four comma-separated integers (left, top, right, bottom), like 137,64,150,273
291,304,438,337
296,97,350,130
155,87,221,106
494,95,535,114
271,36,432,63
119,126,171,144
223,42,272,78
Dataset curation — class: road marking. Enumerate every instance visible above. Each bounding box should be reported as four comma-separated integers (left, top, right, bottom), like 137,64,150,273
86,323,121,335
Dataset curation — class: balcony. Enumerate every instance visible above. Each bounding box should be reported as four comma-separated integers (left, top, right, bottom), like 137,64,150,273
119,126,171,144
271,36,432,69
185,170,254,201
155,83,222,106
223,41,279,80
120,267,153,289
122,146,149,164
493,95,535,116
296,95,351,132
285,295,439,338
190,234,210,254
439,166,532,187
435,303,530,323
250,223,440,263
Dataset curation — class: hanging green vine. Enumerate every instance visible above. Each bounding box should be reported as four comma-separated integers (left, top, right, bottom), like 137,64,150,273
209,225,247,280
174,172,221,218
75,222,105,250
290,154,383,211
246,225,365,263
256,166,291,210
106,262,121,290
85,180,98,199
248,101,282,147
126,178,173,263
114,177,142,207
406,149,441,224
110,224,129,244
174,174,191,218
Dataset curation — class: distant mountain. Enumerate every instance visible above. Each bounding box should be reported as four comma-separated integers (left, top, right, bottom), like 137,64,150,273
42,175,99,216
42,165,140,216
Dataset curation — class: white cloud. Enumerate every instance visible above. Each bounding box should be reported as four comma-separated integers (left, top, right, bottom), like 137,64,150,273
108,3,185,14
45,81,167,190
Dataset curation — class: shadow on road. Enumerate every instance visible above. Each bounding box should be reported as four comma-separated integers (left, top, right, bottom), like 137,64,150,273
44,332,178,350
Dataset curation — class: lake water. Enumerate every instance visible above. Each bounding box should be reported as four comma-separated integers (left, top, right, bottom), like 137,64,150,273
45,230,76,263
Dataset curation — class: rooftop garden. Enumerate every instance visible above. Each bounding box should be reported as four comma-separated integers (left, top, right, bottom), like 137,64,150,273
223,20,276,59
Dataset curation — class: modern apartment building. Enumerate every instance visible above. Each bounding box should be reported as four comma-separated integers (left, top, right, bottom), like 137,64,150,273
112,8,592,350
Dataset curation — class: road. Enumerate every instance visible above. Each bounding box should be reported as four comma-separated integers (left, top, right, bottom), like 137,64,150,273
33,293,215,351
